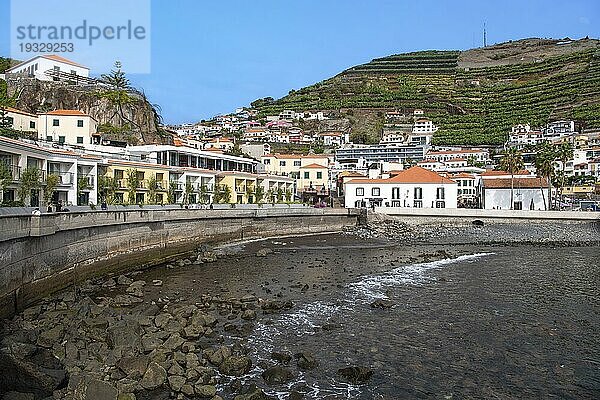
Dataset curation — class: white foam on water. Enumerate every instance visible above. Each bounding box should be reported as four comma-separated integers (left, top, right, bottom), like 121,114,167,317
348,252,495,301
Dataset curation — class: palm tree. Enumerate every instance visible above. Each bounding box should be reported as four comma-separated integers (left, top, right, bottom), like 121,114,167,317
499,147,524,210
556,142,574,209
534,143,557,211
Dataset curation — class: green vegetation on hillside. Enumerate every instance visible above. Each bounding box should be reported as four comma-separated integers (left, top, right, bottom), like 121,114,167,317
256,43,600,146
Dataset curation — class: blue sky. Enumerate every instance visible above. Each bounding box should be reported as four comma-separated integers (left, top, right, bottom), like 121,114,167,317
1,0,599,124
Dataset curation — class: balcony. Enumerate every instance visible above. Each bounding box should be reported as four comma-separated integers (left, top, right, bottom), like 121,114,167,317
7,164,20,181
49,172,74,186
77,174,95,187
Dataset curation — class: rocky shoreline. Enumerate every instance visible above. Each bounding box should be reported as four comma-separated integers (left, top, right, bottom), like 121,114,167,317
1,219,598,400
346,214,600,246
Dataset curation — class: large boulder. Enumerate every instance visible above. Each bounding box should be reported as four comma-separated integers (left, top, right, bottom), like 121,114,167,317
219,356,252,376
140,362,167,390
233,384,271,400
206,346,231,367
70,376,118,400
295,352,317,370
0,347,66,398
116,355,149,379
337,366,373,385
261,365,294,385
194,384,217,398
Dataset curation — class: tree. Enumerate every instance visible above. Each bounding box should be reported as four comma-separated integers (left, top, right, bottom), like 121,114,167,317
199,184,211,204
254,185,265,204
556,142,574,209
44,174,59,205
277,188,284,203
125,169,140,204
285,189,292,202
98,176,118,205
534,142,557,211
184,182,194,204
147,175,158,204
167,181,178,204
101,61,130,89
499,147,524,210
18,166,41,206
0,162,12,202
245,185,254,204
214,185,231,204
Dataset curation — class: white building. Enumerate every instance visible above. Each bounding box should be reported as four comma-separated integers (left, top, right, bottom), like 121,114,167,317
0,135,99,206
1,107,38,132
481,176,549,210
344,166,458,209
426,148,489,163
6,54,90,82
38,110,98,146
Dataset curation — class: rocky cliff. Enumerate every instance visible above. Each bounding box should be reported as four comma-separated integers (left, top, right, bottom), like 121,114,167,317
6,78,172,145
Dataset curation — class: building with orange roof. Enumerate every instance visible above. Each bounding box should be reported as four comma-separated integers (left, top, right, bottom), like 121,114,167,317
343,166,457,209
38,109,98,146
6,54,89,82
481,177,549,210
1,106,38,133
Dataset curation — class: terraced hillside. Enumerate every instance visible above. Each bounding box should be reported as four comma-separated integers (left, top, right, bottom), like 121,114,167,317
257,38,600,145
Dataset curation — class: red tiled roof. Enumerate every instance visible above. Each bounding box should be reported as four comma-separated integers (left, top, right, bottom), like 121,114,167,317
482,177,548,189
300,163,327,169
44,109,88,116
481,169,530,176
1,106,37,117
348,166,455,184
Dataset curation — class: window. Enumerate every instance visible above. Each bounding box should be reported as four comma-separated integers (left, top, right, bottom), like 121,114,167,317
392,187,400,199
316,172,322,179
71,70,77,76
135,193,145,204
77,120,84,127
52,119,60,127
76,137,84,144
279,161,286,167
514,201,523,210
304,172,309,179
371,187,380,196
436,201,446,208
58,136,65,144
293,161,301,166
414,187,423,200
414,200,423,208
46,135,52,142
356,187,364,196
436,187,445,200
29,121,35,129
264,159,271,165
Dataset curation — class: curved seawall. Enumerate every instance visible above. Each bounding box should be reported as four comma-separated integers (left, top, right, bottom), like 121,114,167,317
0,207,359,318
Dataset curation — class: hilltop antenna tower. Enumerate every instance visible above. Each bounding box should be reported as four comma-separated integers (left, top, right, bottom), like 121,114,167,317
483,22,487,47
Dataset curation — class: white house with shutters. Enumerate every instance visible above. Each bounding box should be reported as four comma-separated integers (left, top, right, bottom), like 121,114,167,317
38,110,98,146
344,166,458,209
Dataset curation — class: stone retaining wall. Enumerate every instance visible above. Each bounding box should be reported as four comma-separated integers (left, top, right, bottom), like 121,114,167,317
0,208,359,318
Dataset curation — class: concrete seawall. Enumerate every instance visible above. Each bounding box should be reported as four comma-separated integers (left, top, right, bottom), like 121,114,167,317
374,207,600,224
0,207,359,318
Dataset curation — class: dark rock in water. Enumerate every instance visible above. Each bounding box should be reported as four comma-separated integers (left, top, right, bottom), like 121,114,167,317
270,351,292,364
288,391,304,400
69,375,118,400
140,362,167,390
261,299,293,312
337,366,373,385
294,352,318,370
219,355,252,376
233,383,272,400
370,299,395,309
262,365,294,385
0,347,66,398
